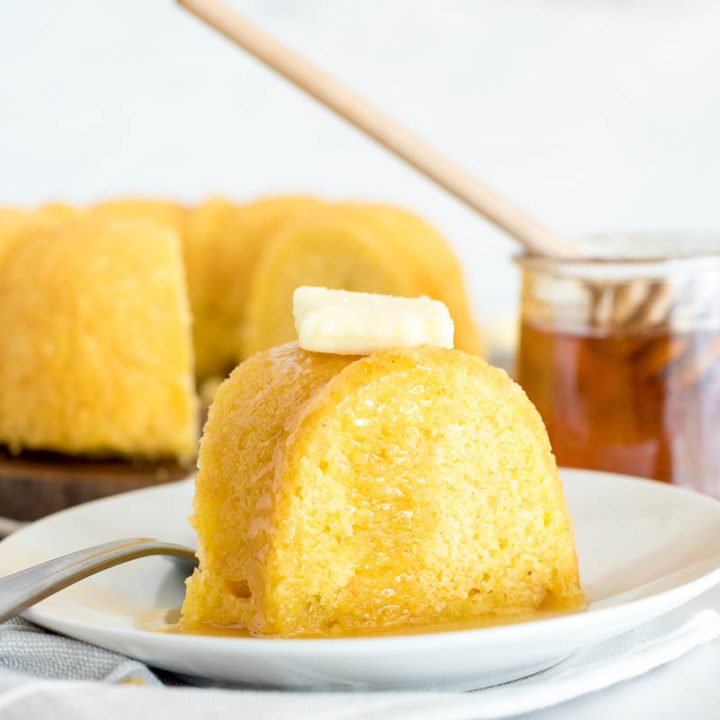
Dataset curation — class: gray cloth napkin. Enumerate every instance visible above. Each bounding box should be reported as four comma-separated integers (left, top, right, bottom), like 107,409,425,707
0,618,163,686
1,606,720,719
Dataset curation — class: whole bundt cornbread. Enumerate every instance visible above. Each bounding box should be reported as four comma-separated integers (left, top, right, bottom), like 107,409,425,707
0,217,198,460
182,343,583,637
35,195,482,382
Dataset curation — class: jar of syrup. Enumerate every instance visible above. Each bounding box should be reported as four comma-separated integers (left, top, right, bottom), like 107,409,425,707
516,234,720,497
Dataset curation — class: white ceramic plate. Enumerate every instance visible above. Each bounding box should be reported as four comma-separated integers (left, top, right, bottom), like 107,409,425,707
1,469,720,689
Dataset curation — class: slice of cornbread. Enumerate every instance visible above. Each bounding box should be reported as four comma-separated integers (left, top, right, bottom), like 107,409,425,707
0,217,198,461
182,343,583,637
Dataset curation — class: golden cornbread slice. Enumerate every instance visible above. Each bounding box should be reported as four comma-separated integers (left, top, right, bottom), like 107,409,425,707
182,343,583,637
341,203,483,355
0,217,198,460
185,196,322,379
241,209,422,358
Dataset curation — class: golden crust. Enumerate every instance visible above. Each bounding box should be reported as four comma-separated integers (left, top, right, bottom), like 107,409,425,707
182,343,353,629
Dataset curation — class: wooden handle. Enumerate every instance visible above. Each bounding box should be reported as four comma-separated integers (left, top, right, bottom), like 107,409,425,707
177,0,578,258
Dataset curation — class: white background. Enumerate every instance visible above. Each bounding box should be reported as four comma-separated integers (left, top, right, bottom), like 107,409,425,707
2,4,720,716
1,0,719,326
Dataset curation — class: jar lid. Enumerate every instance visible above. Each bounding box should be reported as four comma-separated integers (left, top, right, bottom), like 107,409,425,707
516,232,720,281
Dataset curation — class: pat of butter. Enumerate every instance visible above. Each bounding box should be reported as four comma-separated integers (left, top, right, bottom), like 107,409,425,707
293,286,454,355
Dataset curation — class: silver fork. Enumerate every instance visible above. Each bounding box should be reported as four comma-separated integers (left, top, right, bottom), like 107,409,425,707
0,538,197,623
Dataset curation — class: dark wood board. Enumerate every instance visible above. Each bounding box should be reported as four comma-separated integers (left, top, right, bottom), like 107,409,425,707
0,449,195,521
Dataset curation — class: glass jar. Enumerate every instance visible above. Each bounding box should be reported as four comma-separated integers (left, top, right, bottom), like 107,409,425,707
516,234,720,498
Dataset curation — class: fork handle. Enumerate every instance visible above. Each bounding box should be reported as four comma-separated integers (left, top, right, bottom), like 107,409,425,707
0,538,195,623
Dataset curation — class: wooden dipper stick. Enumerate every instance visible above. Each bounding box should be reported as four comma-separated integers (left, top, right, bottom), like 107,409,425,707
177,0,579,259
178,0,681,341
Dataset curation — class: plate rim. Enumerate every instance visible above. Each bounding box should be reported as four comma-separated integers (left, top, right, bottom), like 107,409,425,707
4,468,720,652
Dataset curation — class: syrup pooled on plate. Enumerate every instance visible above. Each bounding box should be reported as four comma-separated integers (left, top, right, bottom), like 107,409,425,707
141,592,580,640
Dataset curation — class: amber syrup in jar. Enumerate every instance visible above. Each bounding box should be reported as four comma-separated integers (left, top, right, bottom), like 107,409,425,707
516,234,720,498
518,322,720,491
